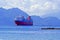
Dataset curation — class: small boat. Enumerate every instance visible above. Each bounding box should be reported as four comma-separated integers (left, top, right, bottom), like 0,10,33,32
14,16,33,26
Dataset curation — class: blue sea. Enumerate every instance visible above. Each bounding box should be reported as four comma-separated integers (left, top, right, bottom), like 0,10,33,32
0,26,60,40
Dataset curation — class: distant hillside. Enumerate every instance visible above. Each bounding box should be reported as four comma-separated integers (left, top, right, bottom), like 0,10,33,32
0,8,60,26
0,8,28,26
31,16,44,26
44,17,60,26
31,16,60,26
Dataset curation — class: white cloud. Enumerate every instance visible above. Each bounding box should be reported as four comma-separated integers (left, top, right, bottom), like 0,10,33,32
30,0,37,3
30,4,40,11
0,0,60,16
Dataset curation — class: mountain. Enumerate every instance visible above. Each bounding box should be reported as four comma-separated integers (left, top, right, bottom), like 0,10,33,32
31,16,60,26
0,8,60,26
31,15,44,26
44,17,60,26
0,8,28,26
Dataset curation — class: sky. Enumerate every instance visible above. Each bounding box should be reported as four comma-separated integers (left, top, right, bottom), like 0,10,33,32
0,0,60,18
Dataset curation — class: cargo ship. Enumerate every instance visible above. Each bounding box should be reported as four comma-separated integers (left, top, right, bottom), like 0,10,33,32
14,16,33,26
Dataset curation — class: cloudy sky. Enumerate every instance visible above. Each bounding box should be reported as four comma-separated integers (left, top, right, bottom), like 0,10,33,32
0,0,60,18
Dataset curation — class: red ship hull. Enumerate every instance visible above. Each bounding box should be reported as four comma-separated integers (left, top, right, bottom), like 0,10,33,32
15,21,33,26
